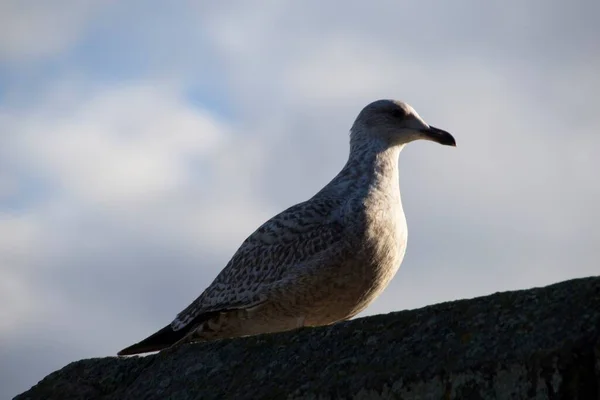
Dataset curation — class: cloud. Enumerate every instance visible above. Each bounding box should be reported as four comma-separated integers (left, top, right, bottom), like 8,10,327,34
17,84,222,203
0,81,277,397
0,214,41,334
0,0,106,62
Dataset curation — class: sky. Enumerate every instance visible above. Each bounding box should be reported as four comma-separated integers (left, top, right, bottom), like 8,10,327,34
1,0,599,397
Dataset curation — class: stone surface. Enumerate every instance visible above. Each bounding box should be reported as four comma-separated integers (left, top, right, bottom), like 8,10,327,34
15,276,600,400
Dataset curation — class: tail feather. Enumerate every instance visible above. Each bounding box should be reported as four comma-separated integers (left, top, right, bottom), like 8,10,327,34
117,310,227,356
117,324,190,356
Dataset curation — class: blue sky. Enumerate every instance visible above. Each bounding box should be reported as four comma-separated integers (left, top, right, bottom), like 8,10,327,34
1,1,599,397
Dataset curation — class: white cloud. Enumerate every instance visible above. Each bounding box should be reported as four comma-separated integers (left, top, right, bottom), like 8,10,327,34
0,0,105,62
17,84,225,205
0,214,41,334
0,172,17,198
0,81,275,347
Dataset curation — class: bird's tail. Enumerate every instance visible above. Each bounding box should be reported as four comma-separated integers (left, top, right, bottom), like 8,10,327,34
117,324,190,356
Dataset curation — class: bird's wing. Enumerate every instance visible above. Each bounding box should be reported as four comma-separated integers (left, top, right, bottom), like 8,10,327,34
171,197,348,330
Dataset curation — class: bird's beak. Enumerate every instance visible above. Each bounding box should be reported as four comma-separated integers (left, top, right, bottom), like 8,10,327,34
420,126,456,147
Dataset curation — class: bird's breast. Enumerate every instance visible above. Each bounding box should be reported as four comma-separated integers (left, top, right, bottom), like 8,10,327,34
340,196,407,295
360,202,406,275
298,195,407,325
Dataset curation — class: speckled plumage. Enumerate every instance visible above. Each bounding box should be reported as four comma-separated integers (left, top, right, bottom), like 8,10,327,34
118,99,456,355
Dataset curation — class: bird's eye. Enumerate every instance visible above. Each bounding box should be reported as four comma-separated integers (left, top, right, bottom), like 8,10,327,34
391,109,406,119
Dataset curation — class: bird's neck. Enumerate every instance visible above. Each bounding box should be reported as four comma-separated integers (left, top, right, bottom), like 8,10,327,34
318,137,404,200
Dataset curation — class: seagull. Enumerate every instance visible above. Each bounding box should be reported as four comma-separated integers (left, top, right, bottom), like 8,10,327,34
118,99,456,355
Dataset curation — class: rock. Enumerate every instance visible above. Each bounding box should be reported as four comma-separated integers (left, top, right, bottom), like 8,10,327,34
15,276,600,400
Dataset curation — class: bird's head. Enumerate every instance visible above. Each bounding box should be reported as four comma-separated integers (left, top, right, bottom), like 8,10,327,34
351,99,456,147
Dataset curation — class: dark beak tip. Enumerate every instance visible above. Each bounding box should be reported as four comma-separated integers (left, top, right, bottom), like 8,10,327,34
423,126,456,147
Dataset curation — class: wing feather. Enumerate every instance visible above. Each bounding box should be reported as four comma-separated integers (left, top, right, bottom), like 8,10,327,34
172,198,347,330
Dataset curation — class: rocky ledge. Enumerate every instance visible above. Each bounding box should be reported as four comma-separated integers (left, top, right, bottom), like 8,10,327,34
15,276,600,399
